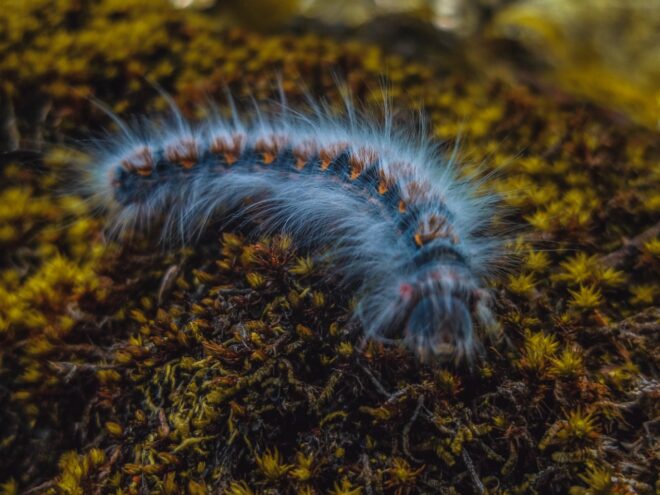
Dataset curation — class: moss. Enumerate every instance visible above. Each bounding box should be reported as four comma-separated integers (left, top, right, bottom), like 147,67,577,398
1,0,659,493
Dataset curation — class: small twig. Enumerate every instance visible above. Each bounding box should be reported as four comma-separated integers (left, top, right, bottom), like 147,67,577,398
461,449,485,494
357,361,415,405
402,394,425,463
95,446,122,490
361,453,375,495
600,220,660,268
214,287,253,295
23,480,56,495
358,362,391,398
0,88,20,151
48,361,118,383
158,264,181,305
385,386,413,405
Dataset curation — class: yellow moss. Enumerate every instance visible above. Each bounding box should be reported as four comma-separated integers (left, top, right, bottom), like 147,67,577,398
561,410,600,443
524,250,551,273
508,272,536,295
225,481,255,495
384,457,424,489
550,346,584,378
629,284,657,305
188,479,209,495
553,253,624,288
246,272,266,289
568,285,603,310
571,465,614,495
289,256,315,276
255,448,292,480
55,451,91,495
329,479,362,495
312,291,326,308
0,479,17,495
105,421,124,437
337,341,354,357
642,238,660,257
519,330,559,373
290,452,315,482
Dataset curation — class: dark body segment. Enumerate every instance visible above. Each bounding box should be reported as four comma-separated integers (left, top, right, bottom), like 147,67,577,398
112,133,466,269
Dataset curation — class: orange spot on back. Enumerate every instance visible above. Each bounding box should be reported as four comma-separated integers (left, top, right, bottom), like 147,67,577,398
121,146,154,176
414,214,459,246
261,152,276,164
224,153,238,165
319,142,348,171
255,134,287,165
210,133,245,165
378,170,395,195
293,140,317,170
166,139,198,169
349,147,377,180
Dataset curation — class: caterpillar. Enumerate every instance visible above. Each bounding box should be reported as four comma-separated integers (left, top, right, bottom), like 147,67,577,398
84,94,503,363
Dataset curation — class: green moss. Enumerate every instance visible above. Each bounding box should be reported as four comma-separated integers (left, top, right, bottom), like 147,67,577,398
0,0,658,493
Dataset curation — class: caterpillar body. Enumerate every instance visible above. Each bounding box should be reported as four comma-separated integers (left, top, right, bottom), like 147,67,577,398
87,97,502,362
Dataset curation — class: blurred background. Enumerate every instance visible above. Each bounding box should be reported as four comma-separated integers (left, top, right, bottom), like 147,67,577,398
173,0,660,129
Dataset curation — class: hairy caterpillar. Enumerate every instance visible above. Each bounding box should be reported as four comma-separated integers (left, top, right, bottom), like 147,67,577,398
84,94,503,362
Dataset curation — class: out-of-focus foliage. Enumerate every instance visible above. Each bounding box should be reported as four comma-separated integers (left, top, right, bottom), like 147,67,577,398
488,0,660,129
175,0,660,129
0,0,658,494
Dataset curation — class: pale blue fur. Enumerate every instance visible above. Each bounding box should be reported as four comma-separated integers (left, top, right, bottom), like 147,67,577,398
83,97,503,362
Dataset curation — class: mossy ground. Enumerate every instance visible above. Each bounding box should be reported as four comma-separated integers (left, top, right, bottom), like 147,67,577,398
0,1,658,494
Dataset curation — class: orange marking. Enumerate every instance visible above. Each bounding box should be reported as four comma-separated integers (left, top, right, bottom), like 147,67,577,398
293,141,315,171
378,181,389,195
413,214,459,246
223,152,238,165
121,146,154,176
377,170,395,195
210,133,245,165
348,147,377,180
255,134,287,166
166,139,198,169
261,152,276,165
398,200,406,213
319,148,334,171
318,142,348,171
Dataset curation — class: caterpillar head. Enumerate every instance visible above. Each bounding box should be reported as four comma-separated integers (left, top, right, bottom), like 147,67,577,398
393,272,498,363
